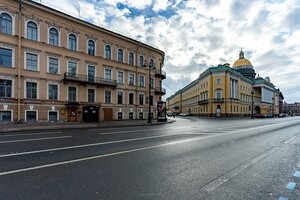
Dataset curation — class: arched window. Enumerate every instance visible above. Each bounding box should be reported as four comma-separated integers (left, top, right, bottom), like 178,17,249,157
139,55,144,67
0,13,12,35
27,21,38,41
118,49,123,62
129,52,134,65
105,45,111,59
68,34,77,51
49,28,59,46
87,40,95,56
149,59,154,68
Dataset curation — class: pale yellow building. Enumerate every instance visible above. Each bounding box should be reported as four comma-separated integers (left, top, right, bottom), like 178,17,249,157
167,50,281,117
0,0,166,122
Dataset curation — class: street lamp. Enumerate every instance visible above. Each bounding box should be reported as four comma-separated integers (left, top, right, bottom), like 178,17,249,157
146,60,155,123
251,90,254,119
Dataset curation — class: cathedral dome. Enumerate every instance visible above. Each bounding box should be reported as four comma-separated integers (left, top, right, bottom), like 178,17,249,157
232,50,253,69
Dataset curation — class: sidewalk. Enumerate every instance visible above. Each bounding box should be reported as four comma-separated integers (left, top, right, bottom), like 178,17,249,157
0,119,175,133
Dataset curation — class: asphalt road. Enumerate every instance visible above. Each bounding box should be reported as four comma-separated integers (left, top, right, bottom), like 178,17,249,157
1,117,300,200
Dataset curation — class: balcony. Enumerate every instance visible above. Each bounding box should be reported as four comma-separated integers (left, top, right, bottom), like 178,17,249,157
63,72,117,88
198,99,209,105
213,98,224,103
154,87,166,95
155,69,166,79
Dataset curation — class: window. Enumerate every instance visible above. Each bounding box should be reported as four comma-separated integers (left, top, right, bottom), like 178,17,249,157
68,87,76,101
88,65,95,82
48,84,58,100
0,111,12,122
105,45,111,59
150,78,154,89
105,69,112,81
215,90,222,99
129,93,134,104
117,91,123,104
27,21,38,41
118,49,123,62
87,40,95,56
26,53,38,71
0,79,12,98
139,94,144,105
68,34,77,51
0,13,12,35
48,57,58,74
68,61,77,76
139,75,145,87
48,111,58,121
0,47,13,67
216,78,221,84
139,112,143,119
26,82,37,99
105,91,111,103
149,59,154,68
26,111,37,122
129,52,134,65
129,73,134,86
49,27,59,46
139,55,144,67
129,112,134,119
88,89,95,102
118,112,123,119
117,71,124,84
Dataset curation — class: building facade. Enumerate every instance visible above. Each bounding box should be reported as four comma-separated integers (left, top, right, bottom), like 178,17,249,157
167,50,281,117
0,0,166,122
283,102,300,115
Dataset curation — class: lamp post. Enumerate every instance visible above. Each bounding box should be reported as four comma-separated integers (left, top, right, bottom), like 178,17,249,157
147,61,155,123
251,91,254,119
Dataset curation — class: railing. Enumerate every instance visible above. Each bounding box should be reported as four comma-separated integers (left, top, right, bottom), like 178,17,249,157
213,98,224,103
155,69,166,79
154,87,166,95
198,99,209,105
63,72,117,88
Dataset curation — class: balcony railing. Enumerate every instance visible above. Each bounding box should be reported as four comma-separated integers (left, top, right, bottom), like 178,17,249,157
154,87,166,95
63,72,117,88
213,98,224,103
155,69,166,79
198,99,209,105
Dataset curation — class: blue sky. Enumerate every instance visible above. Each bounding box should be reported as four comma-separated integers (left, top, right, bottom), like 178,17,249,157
35,0,300,103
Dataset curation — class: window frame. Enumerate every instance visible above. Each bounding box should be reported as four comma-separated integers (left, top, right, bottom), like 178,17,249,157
47,56,60,74
104,90,111,104
0,12,14,35
68,33,78,51
128,52,134,66
47,82,59,100
68,86,77,102
48,110,59,122
104,44,112,60
139,75,145,87
128,73,135,86
26,20,39,41
67,60,78,76
0,46,14,68
87,39,96,56
117,48,124,62
117,71,124,84
25,110,38,122
139,55,144,67
25,80,39,99
0,78,13,98
48,27,60,46
128,92,134,105
0,110,13,122
87,88,96,103
117,90,123,104
24,52,39,71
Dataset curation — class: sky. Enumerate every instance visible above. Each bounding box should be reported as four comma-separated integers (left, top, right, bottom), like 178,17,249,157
35,0,300,103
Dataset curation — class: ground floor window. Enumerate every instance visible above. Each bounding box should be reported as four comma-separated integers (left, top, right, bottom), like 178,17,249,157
48,111,58,121
118,112,123,120
26,110,37,122
129,112,133,119
0,111,12,122
139,112,143,119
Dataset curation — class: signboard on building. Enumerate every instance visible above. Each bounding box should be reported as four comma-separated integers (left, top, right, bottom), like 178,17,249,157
157,101,167,122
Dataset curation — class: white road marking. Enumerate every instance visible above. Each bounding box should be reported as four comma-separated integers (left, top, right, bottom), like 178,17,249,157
0,136,72,144
283,136,297,144
202,147,279,192
0,131,62,138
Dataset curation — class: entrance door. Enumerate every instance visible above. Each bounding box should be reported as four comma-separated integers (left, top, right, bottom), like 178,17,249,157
68,108,78,122
103,108,113,121
83,106,99,122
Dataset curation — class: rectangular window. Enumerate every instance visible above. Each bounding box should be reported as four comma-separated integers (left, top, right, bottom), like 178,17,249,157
105,91,111,103
117,91,123,104
48,111,58,122
150,78,154,89
139,94,144,105
48,57,58,74
129,73,134,86
0,79,12,98
216,78,221,84
26,53,38,71
0,111,12,122
216,91,222,99
117,71,124,84
118,112,123,119
68,61,77,76
88,89,95,102
0,48,12,68
105,69,112,81
88,65,95,82
48,84,58,100
26,111,37,122
129,112,133,119
139,76,145,87
68,87,76,101
139,112,143,119
129,93,134,104
26,82,37,99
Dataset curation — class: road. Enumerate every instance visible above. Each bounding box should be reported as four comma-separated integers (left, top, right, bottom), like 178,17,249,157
0,117,300,200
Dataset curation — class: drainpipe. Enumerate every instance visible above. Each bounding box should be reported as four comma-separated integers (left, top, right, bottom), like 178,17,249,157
17,0,23,122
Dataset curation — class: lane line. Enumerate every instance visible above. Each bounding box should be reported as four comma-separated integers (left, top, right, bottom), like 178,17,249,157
0,136,207,176
0,136,72,144
286,182,296,190
283,136,296,144
279,197,288,200
0,131,62,138
293,171,300,178
202,147,279,192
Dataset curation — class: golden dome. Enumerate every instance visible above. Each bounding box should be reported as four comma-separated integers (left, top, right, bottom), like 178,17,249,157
232,50,253,69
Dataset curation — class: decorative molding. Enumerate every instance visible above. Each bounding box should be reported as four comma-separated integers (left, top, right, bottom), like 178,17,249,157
23,14,42,23
103,39,114,45
85,60,98,66
65,27,80,35
65,56,80,62
0,7,17,15
85,34,98,41
22,46,42,53
45,51,62,57
45,20,62,30
0,41,17,48
115,44,125,49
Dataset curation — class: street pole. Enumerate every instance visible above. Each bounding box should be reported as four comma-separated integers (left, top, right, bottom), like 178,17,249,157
147,62,152,123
